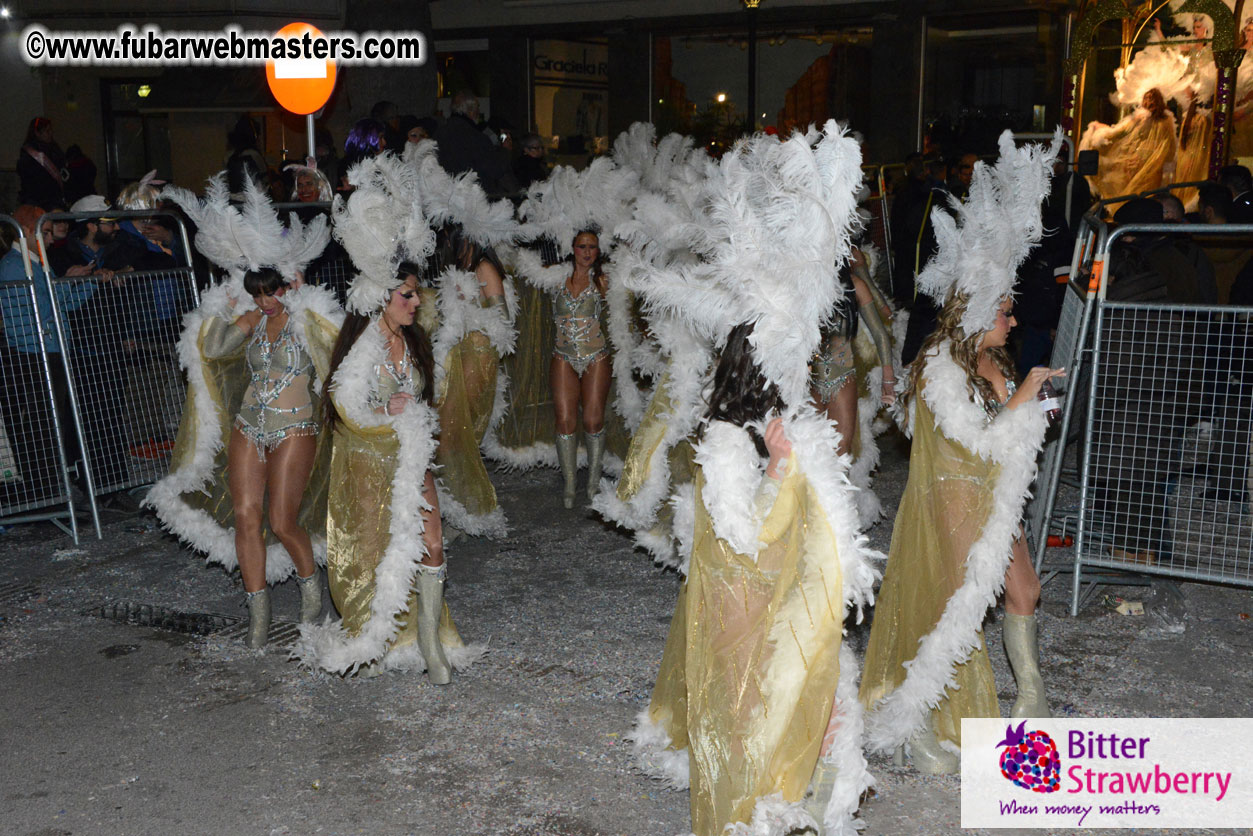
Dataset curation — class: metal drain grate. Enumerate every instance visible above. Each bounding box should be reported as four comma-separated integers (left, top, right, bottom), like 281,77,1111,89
0,580,40,607
83,601,241,635
83,600,302,647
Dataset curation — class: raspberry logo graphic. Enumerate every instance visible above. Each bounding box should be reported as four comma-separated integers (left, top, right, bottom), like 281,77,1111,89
996,721,1061,793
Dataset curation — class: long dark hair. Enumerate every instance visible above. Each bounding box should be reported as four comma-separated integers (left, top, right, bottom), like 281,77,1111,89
700,321,783,458
433,224,507,282
323,268,435,431
568,229,607,295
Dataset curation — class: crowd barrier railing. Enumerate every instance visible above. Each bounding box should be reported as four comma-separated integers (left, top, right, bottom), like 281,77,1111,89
0,214,80,540
1032,215,1253,614
36,209,200,538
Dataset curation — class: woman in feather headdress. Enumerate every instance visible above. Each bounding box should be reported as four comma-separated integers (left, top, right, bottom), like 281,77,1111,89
860,131,1065,774
146,175,343,648
629,122,879,836
293,152,484,682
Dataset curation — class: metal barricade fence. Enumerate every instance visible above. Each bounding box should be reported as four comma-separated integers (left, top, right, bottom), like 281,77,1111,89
1027,214,1105,562
1067,222,1253,614
37,210,199,538
0,214,79,540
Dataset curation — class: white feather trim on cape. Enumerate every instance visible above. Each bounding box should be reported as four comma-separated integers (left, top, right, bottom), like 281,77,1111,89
293,321,481,674
818,644,874,836
863,344,1047,753
692,422,771,556
143,283,344,583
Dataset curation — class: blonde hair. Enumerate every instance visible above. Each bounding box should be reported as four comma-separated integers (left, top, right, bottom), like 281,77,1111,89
903,290,1017,413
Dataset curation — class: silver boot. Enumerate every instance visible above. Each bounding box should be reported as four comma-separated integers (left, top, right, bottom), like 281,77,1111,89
556,432,579,510
296,569,322,624
585,429,605,502
245,588,270,649
1004,613,1050,718
803,757,837,828
907,721,959,774
417,563,452,685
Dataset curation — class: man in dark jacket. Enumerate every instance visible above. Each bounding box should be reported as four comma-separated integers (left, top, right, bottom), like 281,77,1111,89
434,92,519,196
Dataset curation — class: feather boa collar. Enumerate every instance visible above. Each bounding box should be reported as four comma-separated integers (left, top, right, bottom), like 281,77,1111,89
863,342,1047,753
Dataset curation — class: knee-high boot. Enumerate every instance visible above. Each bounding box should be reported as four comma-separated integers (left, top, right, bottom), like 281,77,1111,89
585,429,605,501
296,569,322,624
556,432,578,509
1005,613,1050,718
245,588,270,649
417,563,452,685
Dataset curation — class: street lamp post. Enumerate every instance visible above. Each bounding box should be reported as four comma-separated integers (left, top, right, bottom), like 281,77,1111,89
744,0,760,131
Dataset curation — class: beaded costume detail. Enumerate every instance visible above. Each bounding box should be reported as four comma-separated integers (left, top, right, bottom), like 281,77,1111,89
552,282,607,376
235,315,318,458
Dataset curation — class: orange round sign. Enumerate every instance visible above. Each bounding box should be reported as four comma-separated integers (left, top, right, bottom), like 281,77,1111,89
266,22,337,115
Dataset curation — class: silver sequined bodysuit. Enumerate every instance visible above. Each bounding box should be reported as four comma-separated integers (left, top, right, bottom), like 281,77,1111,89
552,281,607,376
366,342,423,413
235,315,318,457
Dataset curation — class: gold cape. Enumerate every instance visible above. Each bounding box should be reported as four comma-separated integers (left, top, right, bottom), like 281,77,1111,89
634,417,879,836
145,283,342,584
426,270,519,538
859,345,1047,753
294,320,484,675
1080,110,1178,202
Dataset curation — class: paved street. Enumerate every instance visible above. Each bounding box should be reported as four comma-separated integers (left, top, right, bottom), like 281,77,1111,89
2,430,1251,836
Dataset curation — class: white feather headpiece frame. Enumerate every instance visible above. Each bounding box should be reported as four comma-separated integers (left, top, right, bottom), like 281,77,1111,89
403,139,518,250
623,120,864,409
332,152,436,314
517,154,640,258
915,128,1063,338
162,173,330,284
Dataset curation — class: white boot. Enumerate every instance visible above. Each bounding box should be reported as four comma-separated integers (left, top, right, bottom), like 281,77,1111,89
804,757,837,829
416,563,451,685
245,588,270,649
1005,613,1050,718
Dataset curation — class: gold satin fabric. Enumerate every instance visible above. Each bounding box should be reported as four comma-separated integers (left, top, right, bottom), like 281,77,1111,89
859,396,1000,746
166,312,335,545
614,370,696,538
1175,111,1213,209
648,464,846,836
1087,113,1177,202
326,378,463,653
436,329,501,520
495,279,629,460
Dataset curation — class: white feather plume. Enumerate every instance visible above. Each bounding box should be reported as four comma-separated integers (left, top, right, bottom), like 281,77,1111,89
161,174,330,283
915,129,1062,338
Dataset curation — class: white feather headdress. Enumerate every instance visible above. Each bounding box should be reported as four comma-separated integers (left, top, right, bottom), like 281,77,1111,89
332,152,436,314
622,120,864,409
517,155,639,257
915,128,1062,338
402,139,518,249
162,174,329,283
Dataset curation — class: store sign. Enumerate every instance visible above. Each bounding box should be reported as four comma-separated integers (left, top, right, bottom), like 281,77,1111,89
533,40,608,83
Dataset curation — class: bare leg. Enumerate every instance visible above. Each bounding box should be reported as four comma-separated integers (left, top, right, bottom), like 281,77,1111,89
228,429,269,593
829,375,859,458
421,470,444,567
579,355,612,434
265,433,318,579
550,356,582,435
1003,528,1041,616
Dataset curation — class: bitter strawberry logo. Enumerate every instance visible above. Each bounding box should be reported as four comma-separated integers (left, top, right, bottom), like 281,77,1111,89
997,721,1061,793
